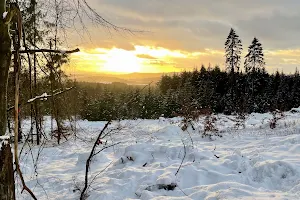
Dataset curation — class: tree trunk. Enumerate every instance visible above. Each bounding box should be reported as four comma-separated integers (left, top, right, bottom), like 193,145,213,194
0,2,15,200
0,0,12,136
0,142,15,200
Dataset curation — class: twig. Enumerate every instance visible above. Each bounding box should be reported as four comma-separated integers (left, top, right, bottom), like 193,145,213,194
213,145,219,158
15,163,38,200
175,140,186,176
93,142,121,157
80,121,111,200
100,126,122,140
177,185,188,197
88,161,113,191
186,129,194,148
20,139,49,199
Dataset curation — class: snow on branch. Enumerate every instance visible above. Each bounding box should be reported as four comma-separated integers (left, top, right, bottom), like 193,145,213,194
27,92,49,103
0,136,10,140
2,11,8,19
7,87,74,112
0,136,10,148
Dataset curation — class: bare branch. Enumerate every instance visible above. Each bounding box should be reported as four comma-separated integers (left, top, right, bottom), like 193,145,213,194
93,142,121,157
87,161,113,192
15,162,38,200
15,48,80,54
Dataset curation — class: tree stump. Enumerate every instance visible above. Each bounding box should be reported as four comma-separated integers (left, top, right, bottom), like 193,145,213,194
0,142,15,200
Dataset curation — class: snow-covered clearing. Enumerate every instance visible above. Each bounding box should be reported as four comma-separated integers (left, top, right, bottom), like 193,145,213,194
17,110,300,199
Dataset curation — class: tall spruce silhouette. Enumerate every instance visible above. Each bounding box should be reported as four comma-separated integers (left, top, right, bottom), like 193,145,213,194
244,37,265,73
225,28,243,73
224,28,243,113
244,37,265,112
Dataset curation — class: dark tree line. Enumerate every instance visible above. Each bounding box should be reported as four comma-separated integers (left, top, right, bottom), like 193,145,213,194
79,28,300,120
158,66,300,115
158,28,299,116
76,67,300,121
15,65,300,121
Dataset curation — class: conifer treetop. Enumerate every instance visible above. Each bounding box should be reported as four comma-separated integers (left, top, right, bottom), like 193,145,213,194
244,37,265,73
225,28,243,73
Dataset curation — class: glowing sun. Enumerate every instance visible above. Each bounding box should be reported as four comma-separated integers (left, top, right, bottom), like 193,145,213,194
101,48,141,73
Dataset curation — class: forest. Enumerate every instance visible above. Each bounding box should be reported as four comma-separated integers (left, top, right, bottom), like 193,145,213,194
12,65,300,122
12,35,300,122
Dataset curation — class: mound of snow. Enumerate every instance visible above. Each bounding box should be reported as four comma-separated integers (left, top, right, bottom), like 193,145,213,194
250,161,297,190
17,112,300,199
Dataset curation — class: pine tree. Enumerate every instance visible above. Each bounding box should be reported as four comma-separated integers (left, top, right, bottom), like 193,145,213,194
225,28,243,73
244,37,265,112
244,37,265,73
224,28,243,114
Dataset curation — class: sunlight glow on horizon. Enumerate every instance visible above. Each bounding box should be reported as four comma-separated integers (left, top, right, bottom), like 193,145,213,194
69,45,194,74
67,45,300,75
101,48,142,73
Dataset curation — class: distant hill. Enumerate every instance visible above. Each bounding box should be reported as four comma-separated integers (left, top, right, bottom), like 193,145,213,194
69,72,177,85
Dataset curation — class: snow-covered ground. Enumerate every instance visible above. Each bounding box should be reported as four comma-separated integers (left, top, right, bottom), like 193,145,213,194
17,110,300,199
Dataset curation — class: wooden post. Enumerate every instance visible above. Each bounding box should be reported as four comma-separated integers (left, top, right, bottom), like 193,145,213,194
0,139,15,200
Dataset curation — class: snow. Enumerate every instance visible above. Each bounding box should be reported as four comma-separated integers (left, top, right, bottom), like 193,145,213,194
26,88,72,103
2,11,8,20
27,92,48,102
0,135,10,148
17,111,300,199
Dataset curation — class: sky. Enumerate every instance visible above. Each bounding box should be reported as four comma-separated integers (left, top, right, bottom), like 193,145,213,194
66,0,300,74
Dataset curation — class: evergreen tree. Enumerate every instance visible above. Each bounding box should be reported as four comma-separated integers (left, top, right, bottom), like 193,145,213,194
225,28,243,73
224,28,243,114
244,37,265,112
244,37,265,73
